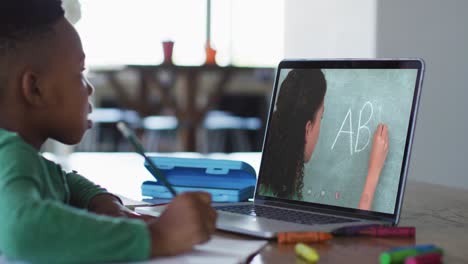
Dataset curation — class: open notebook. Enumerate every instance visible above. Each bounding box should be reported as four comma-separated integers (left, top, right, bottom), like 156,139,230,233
0,236,266,264
126,235,267,264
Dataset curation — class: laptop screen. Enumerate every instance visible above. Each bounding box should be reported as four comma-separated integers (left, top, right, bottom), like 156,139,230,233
257,60,423,216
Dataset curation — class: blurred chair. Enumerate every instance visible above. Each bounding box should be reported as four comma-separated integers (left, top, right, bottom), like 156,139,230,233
141,115,179,152
202,110,262,153
76,108,141,152
202,94,268,153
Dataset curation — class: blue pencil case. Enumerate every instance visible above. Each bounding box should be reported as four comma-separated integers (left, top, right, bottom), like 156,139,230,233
142,156,257,202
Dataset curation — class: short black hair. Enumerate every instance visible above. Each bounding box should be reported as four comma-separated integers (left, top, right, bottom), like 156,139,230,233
0,0,64,100
0,0,64,53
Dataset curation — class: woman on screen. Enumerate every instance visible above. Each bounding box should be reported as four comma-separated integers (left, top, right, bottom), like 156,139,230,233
259,69,389,210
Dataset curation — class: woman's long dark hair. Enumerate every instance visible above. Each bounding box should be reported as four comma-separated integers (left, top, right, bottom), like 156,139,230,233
260,69,326,199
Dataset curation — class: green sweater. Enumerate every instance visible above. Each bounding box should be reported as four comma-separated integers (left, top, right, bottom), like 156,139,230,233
0,129,150,264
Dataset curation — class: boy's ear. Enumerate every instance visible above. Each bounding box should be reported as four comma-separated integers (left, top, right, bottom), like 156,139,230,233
20,70,47,107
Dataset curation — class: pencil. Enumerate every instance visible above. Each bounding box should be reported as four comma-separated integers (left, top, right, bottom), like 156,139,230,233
117,122,177,197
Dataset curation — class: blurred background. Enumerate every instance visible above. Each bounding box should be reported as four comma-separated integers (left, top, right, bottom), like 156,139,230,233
47,0,468,190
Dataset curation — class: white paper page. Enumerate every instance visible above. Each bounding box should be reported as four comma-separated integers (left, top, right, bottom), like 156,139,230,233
126,235,267,264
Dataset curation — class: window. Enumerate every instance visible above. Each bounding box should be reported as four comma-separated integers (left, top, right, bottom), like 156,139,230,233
75,0,284,67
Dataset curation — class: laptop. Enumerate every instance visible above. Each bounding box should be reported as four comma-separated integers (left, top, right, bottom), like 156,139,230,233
211,59,424,238
137,59,424,239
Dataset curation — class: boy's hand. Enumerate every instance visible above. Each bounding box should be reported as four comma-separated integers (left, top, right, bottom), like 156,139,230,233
148,192,217,257
88,193,128,217
88,194,157,223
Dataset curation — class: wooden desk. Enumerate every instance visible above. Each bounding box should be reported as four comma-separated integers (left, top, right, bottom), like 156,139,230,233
245,180,468,263
95,65,274,151
63,152,468,263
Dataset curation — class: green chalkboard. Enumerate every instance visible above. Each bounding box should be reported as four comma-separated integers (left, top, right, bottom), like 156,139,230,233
278,68,418,214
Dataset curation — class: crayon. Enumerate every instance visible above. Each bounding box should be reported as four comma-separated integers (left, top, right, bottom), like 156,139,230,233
331,224,381,236
277,231,333,244
404,252,443,264
359,226,415,237
380,247,443,264
389,244,437,253
295,243,319,262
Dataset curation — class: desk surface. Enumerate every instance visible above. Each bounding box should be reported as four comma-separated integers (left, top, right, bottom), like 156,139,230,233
247,180,468,263
60,152,468,263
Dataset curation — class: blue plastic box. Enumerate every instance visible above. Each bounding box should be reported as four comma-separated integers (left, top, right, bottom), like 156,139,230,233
142,156,257,202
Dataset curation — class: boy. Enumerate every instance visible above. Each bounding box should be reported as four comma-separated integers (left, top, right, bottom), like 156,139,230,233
0,1,217,263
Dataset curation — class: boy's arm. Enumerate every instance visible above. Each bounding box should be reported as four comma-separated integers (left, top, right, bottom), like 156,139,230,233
0,177,151,264
67,174,218,257
66,170,116,209
0,142,150,264
67,171,156,221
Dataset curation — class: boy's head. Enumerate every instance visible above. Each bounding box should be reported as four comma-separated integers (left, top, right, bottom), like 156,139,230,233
0,0,94,148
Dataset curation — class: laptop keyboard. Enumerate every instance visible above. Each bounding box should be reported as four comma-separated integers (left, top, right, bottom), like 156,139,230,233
215,204,357,225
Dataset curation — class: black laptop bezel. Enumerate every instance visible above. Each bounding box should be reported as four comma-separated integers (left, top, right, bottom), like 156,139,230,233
254,58,425,224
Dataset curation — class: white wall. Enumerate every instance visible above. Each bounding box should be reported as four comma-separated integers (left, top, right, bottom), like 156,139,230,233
376,0,468,189
284,0,468,189
284,0,377,58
